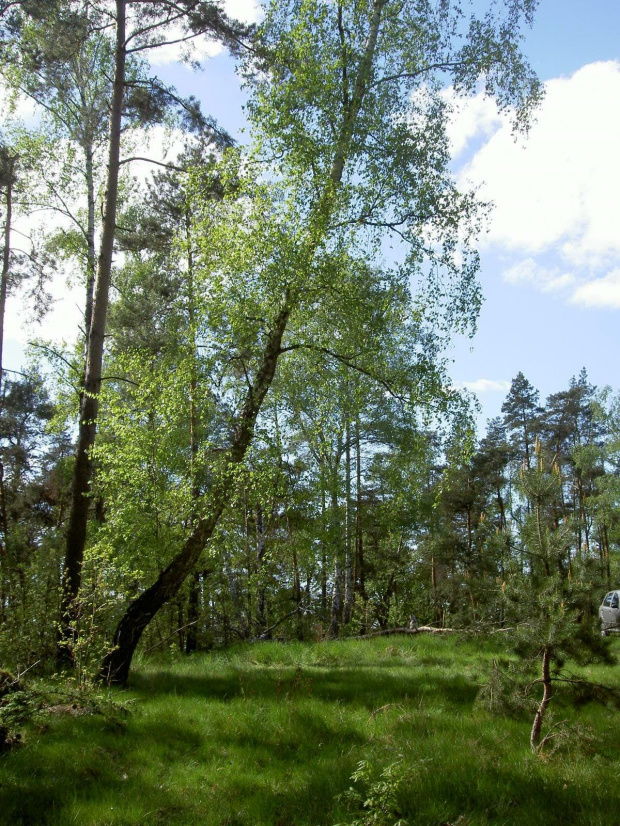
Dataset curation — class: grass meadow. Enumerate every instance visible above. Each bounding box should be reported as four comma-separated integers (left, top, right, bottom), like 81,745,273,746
0,635,619,825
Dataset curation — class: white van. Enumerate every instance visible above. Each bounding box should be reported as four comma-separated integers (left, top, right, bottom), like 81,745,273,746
599,590,620,635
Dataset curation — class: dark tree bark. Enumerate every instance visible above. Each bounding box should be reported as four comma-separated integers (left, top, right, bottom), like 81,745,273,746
530,644,552,752
58,0,127,665
100,295,292,684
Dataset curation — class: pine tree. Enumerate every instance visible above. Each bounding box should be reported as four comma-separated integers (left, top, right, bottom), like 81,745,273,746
501,372,541,469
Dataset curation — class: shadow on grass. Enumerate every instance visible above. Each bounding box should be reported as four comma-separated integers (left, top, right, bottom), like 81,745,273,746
2,642,620,825
0,663,476,825
0,706,360,825
129,662,480,710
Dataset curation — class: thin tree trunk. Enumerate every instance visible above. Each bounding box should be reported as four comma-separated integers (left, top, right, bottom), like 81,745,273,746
603,523,611,587
225,548,248,637
185,204,201,655
255,501,267,633
0,152,15,403
58,0,127,666
185,570,200,653
0,461,7,622
355,417,366,595
291,519,303,640
321,485,327,615
0,154,15,620
431,553,441,625
344,418,353,624
530,644,552,751
329,479,342,637
83,142,96,341
329,556,342,637
176,600,184,651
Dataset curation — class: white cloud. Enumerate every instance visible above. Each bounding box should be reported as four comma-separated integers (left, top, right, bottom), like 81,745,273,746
502,258,575,293
147,0,261,66
0,82,39,126
224,0,262,24
570,269,620,309
457,61,620,270
442,90,503,159
460,379,511,393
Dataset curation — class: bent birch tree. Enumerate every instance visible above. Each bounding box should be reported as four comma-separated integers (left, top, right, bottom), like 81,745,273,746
101,0,542,684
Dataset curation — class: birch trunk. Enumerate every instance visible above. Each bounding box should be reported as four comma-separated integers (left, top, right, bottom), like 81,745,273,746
344,418,353,623
99,0,388,683
0,152,15,621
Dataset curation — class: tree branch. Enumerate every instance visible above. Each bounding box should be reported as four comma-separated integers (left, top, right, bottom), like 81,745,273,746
118,156,188,172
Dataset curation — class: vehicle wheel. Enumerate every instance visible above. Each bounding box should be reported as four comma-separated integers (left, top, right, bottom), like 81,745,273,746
602,627,609,637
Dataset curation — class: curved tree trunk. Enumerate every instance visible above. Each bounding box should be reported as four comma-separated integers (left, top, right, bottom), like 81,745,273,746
100,295,292,684
530,644,552,752
99,0,388,685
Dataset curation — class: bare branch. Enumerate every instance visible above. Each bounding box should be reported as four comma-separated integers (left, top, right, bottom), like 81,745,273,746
118,156,188,172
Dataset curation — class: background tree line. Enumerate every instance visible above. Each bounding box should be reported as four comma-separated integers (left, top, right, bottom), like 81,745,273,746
2,341,618,668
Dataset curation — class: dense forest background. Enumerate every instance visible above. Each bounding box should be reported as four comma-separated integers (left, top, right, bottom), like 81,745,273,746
0,0,617,692
2,358,619,670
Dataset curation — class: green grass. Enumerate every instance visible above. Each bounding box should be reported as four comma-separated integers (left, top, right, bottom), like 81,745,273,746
1,635,619,825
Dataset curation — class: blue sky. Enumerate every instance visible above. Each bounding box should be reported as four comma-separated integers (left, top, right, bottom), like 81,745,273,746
154,0,620,431
3,0,619,434
446,0,620,428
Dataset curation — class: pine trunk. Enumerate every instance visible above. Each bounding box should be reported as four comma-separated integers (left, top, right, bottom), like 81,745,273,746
530,644,552,751
83,142,96,341
0,152,14,402
58,0,126,665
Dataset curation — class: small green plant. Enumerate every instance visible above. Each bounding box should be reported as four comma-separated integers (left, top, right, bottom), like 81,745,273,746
0,667,133,752
338,757,413,826
0,670,39,752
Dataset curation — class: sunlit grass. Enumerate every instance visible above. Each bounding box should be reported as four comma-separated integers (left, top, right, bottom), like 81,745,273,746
1,635,619,825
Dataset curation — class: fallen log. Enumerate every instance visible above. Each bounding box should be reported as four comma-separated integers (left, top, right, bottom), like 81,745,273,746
355,626,455,639
354,625,514,639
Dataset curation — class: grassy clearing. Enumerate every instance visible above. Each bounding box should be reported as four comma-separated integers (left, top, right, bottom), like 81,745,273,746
0,635,619,825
